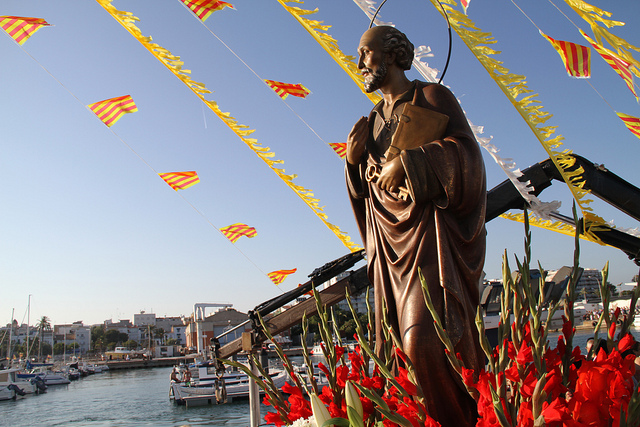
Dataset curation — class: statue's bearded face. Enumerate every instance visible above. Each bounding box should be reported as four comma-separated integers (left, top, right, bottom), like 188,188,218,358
362,58,387,93
358,29,388,93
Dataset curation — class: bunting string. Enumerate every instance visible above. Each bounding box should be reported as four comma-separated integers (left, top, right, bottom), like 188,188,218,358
422,0,610,243
176,0,347,168
96,0,360,253
3,12,288,291
276,0,382,105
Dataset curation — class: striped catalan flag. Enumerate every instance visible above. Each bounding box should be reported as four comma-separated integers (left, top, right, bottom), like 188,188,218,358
268,268,297,285
540,31,590,78
87,95,138,127
617,112,640,141
264,80,311,100
219,223,257,243
0,16,50,45
329,143,347,159
158,171,200,191
180,0,234,22
460,0,470,14
581,30,637,101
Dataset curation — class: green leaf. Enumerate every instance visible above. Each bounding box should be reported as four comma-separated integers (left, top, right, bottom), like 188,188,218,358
346,406,366,427
323,417,350,427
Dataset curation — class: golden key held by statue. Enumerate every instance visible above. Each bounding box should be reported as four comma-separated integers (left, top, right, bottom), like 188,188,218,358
365,163,410,201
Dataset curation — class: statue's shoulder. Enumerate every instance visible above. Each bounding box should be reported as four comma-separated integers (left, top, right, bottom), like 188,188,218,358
416,81,457,110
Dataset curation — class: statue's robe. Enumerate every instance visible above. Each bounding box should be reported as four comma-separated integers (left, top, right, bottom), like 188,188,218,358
346,81,486,426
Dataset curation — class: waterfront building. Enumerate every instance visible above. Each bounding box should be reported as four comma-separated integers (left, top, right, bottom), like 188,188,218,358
54,322,91,354
167,324,187,346
155,316,187,345
616,282,638,296
547,268,604,301
104,319,143,344
133,311,156,327
185,307,250,350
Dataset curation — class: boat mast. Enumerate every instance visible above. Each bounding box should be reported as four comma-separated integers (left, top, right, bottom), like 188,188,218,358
8,308,14,362
26,295,31,363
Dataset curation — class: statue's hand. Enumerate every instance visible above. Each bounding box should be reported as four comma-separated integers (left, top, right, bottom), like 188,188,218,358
346,116,368,165
377,157,406,192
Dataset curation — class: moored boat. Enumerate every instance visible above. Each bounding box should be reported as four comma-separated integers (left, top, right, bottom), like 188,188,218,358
17,366,70,385
169,361,288,406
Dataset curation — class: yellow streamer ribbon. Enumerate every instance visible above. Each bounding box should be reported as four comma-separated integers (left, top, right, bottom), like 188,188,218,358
276,0,382,105
96,0,360,252
425,0,607,242
500,212,608,247
563,0,640,78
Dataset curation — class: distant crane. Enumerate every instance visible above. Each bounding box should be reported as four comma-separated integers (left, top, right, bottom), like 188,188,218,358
193,303,232,356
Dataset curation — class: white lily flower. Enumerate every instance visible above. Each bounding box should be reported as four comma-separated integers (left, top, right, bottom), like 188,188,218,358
310,393,331,427
345,380,364,419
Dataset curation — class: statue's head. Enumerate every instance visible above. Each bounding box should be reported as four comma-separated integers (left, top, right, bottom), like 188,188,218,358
358,26,414,92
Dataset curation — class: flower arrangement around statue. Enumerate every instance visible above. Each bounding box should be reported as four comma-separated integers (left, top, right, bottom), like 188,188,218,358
223,212,640,426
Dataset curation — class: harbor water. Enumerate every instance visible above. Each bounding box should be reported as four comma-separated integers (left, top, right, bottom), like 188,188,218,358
0,366,273,427
2,328,639,426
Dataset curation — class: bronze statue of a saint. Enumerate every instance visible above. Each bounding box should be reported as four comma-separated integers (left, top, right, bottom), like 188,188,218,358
346,26,486,426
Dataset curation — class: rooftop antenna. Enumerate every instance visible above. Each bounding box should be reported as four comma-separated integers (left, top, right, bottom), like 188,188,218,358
368,0,452,84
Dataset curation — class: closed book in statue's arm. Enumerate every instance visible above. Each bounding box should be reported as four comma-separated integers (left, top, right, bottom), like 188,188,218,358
384,103,449,162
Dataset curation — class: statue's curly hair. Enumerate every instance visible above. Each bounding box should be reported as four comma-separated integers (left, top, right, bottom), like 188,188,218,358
381,27,414,70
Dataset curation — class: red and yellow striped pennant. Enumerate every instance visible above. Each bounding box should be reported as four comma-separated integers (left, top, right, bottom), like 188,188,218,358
0,16,50,45
219,223,257,243
264,80,311,100
581,30,637,100
617,112,640,141
158,171,200,191
180,0,234,22
87,95,138,127
329,143,347,159
267,268,297,285
460,0,470,15
540,31,590,78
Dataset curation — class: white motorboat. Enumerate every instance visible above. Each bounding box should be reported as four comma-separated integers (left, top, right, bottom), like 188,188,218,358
169,361,289,406
0,369,30,400
17,366,70,385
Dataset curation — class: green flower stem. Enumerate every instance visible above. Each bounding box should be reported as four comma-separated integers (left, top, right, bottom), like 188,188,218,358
301,313,319,396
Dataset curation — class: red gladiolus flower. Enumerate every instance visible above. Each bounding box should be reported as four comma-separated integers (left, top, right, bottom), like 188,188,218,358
336,365,349,387
543,368,565,400
328,400,346,419
608,321,617,340
516,340,533,366
335,345,345,360
461,365,477,387
541,397,569,423
264,410,287,427
520,370,538,398
618,333,636,354
349,349,364,372
396,366,418,396
516,401,534,427
562,316,574,341
319,385,333,405
505,339,517,361
504,363,520,383
317,362,331,377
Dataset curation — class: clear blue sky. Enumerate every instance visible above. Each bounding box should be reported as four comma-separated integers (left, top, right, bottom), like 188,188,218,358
2,0,639,327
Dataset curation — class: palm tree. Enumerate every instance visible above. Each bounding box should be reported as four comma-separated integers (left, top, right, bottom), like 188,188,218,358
35,316,51,362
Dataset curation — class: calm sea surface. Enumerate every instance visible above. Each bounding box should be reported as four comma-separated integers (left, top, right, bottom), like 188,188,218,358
2,328,639,427
0,366,273,427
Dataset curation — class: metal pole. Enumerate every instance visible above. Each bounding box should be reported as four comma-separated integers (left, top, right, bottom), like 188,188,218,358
8,308,14,362
26,295,31,362
248,356,260,427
